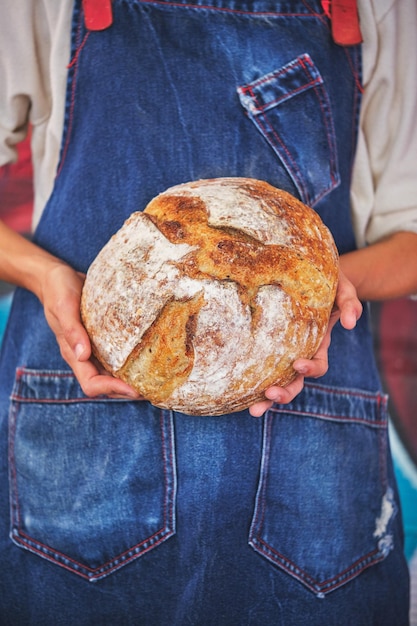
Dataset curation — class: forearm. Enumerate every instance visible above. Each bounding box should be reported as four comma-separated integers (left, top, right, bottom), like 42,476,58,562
340,231,417,301
0,219,66,302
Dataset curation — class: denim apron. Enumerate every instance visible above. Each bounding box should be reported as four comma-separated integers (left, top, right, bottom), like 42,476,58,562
0,1,410,624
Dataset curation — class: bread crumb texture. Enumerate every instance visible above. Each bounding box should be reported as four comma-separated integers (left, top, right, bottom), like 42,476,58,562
81,178,338,415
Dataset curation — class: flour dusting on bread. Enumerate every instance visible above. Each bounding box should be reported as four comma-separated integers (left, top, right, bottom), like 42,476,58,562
81,178,338,415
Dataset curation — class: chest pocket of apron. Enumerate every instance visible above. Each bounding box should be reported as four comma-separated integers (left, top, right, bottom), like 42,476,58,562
249,383,397,596
237,53,340,207
8,368,176,581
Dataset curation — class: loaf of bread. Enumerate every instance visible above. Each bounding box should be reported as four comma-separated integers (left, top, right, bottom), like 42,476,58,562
81,178,338,415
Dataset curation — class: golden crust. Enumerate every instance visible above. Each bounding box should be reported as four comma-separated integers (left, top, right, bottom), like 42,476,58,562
81,178,338,415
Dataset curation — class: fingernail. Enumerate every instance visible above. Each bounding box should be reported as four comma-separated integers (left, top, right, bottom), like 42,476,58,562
74,344,84,360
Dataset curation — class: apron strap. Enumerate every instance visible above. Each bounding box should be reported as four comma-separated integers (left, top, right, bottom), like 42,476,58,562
81,0,361,45
82,0,113,31
321,0,363,46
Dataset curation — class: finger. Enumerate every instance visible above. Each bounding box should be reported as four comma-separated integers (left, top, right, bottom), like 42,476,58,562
293,351,329,379
43,273,92,363
106,392,145,400
53,294,92,362
249,399,274,418
339,298,363,330
336,270,363,330
265,374,305,403
72,358,141,398
56,326,91,369
249,376,305,417
60,325,92,363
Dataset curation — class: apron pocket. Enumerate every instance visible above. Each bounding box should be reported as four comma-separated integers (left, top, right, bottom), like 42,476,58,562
8,368,176,581
237,53,340,207
249,382,397,596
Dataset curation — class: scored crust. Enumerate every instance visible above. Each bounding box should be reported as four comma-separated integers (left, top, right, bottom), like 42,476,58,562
81,178,339,415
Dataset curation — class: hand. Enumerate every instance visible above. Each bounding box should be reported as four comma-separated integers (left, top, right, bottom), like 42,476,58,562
41,262,142,399
249,269,362,417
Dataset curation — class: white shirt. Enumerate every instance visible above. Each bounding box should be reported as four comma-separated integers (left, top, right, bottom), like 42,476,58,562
1,0,417,248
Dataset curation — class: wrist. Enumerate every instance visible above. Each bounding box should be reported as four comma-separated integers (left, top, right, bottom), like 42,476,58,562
24,252,69,304
0,220,67,302
340,231,417,301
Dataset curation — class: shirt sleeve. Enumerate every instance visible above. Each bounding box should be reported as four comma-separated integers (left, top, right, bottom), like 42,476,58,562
0,2,53,167
351,0,417,248
0,1,73,228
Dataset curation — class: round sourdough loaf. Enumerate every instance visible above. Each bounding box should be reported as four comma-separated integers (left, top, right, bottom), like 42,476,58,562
81,178,338,415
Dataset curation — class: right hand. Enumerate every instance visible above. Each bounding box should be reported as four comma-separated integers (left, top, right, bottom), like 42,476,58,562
40,262,142,399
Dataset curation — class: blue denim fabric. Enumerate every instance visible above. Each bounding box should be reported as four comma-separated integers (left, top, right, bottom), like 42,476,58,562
9,369,176,581
0,0,409,623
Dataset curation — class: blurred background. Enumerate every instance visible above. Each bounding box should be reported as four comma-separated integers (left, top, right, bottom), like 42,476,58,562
1,137,416,619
